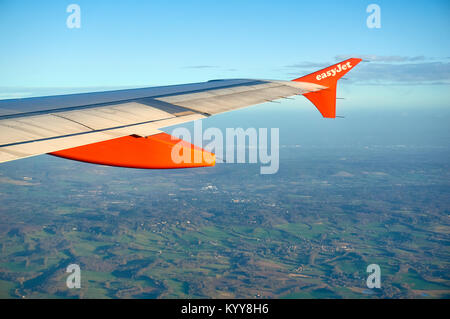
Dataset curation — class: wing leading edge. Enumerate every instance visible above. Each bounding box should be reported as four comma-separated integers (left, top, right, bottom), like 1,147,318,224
0,58,361,167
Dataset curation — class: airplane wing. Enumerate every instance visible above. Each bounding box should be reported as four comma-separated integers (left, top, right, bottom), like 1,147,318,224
0,58,361,168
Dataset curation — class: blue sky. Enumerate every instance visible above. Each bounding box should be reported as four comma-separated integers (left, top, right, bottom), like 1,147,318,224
0,0,449,108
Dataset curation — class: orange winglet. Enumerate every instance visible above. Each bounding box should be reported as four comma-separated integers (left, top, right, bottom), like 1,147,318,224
49,132,215,169
293,58,362,118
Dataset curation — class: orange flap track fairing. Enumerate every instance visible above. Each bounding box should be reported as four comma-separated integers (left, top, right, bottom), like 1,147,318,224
50,132,215,169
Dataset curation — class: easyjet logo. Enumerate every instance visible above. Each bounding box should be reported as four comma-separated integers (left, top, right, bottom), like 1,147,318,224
316,61,353,81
